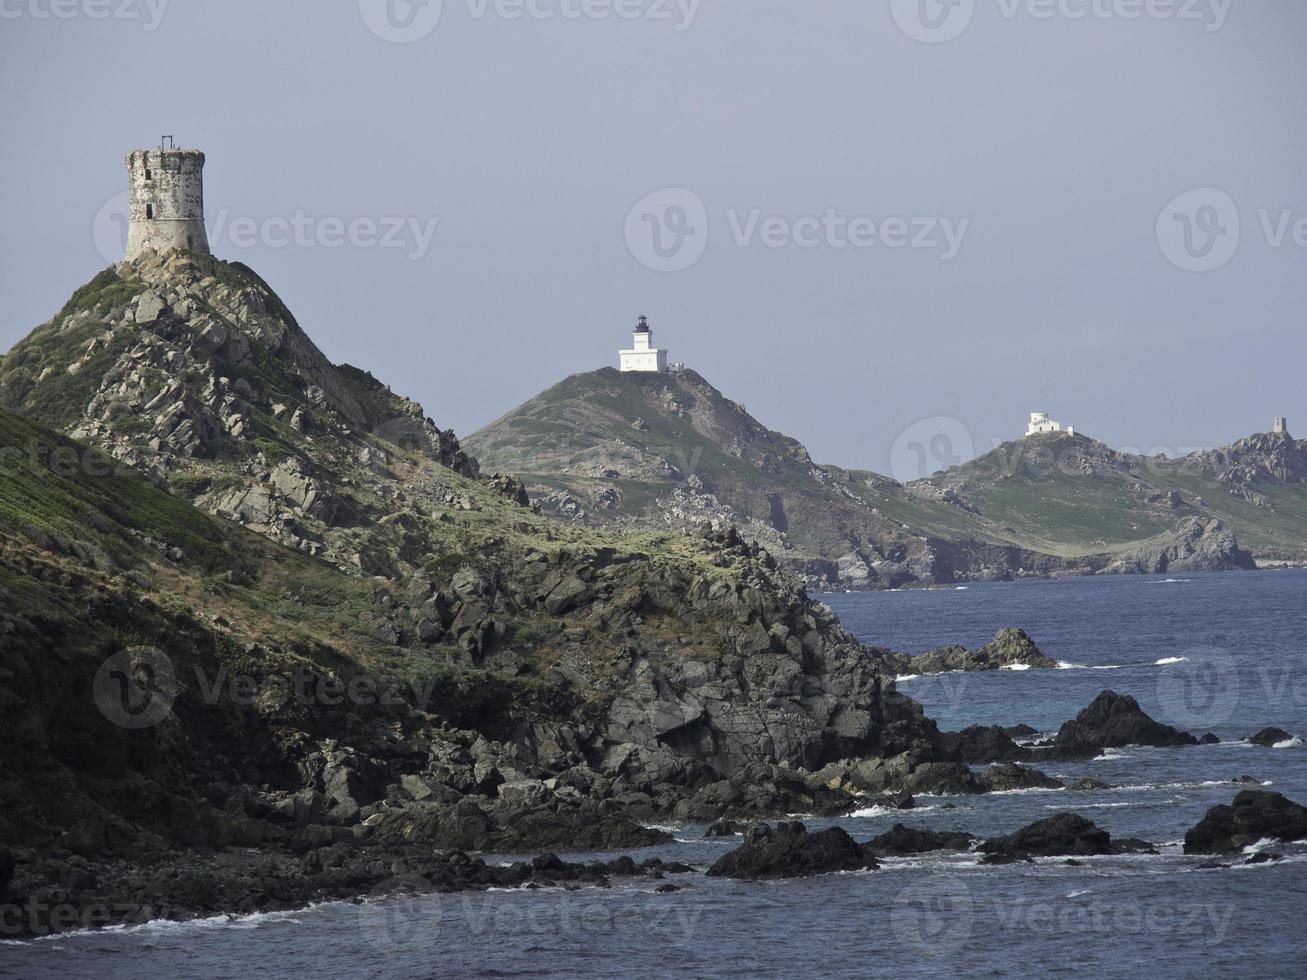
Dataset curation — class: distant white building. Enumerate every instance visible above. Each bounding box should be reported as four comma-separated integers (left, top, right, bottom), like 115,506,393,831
1027,412,1074,437
619,315,668,373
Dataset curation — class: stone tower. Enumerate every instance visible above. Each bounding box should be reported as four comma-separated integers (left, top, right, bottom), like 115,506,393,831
124,144,210,261
1274,417,1288,435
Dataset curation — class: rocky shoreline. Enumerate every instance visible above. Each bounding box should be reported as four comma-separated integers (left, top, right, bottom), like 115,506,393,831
9,787,1304,940
3,678,1298,941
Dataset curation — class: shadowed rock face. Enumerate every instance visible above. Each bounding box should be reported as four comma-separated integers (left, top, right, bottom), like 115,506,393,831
706,822,875,880
1047,690,1198,760
978,813,1114,862
1184,791,1307,854
865,824,975,856
1248,727,1293,747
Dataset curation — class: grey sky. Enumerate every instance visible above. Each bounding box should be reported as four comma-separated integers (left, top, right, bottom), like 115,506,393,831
2,0,1304,477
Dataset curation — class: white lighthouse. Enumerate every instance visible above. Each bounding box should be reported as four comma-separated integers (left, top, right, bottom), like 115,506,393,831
619,315,668,373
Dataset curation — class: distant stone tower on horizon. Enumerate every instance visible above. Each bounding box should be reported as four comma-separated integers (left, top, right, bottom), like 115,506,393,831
1274,417,1289,435
619,315,668,373
124,139,209,261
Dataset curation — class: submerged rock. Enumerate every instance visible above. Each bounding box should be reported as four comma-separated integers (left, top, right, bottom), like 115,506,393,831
706,822,876,880
1183,791,1307,854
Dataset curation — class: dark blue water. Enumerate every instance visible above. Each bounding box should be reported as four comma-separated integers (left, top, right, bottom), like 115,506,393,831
5,571,1307,979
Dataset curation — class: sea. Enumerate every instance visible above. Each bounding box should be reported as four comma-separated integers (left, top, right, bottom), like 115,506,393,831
4,570,1306,979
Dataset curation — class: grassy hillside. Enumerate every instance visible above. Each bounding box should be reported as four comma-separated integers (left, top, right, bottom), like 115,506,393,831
470,375,1306,585
466,368,936,585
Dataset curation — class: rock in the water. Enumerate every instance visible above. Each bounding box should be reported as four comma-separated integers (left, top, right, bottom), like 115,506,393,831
706,821,876,880
1047,690,1197,760
704,819,744,838
979,813,1114,862
1067,777,1115,791
1248,727,1292,747
864,823,975,856
1183,791,1307,854
979,763,1063,792
943,725,1032,764
903,628,1058,675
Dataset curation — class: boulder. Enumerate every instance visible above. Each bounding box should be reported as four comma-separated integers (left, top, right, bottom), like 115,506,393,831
1048,690,1197,760
1248,727,1292,747
1183,791,1307,854
979,763,1063,792
944,725,1032,763
704,819,744,838
706,822,876,880
979,813,1114,863
864,824,975,856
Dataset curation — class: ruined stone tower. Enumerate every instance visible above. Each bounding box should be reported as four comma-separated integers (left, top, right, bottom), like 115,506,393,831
124,144,209,261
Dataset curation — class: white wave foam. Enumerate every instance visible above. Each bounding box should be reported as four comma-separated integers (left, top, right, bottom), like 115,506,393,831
849,804,941,818
1056,661,1127,671
1274,737,1303,749
1001,663,1032,671
954,586,969,591
1154,656,1189,665
1066,889,1093,898
1093,749,1129,761
895,674,920,683
1151,578,1192,584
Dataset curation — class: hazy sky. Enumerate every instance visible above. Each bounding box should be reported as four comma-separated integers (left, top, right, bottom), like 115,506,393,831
2,0,1304,479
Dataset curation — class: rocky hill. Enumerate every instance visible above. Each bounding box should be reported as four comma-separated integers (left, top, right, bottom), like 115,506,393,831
2,252,1050,932
466,371,1299,588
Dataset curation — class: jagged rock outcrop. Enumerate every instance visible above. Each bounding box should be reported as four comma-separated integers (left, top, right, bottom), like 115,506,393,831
882,627,1058,676
706,821,875,880
1105,518,1255,574
864,824,975,856
1045,690,1198,760
978,813,1114,862
1184,791,1307,854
